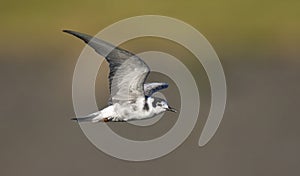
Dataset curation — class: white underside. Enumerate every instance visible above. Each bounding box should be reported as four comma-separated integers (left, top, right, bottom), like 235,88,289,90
90,97,166,122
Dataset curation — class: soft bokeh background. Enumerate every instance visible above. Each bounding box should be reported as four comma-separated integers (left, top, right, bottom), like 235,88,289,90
1,0,299,176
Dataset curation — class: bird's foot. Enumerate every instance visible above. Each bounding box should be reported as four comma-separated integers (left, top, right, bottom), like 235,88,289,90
100,118,110,122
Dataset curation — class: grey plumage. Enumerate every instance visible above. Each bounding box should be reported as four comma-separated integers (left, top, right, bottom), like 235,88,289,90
144,82,169,96
63,30,150,104
64,30,176,122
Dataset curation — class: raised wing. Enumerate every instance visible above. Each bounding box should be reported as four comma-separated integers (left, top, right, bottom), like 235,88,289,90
144,82,169,96
63,30,150,104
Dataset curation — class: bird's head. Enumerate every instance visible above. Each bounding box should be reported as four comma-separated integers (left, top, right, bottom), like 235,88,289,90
151,97,177,114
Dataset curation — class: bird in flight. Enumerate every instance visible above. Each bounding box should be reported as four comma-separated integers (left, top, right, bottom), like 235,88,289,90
64,30,177,122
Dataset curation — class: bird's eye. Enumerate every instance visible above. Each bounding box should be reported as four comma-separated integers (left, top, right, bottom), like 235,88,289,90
157,103,162,106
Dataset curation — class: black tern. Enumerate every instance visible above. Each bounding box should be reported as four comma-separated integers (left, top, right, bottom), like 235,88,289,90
64,30,177,122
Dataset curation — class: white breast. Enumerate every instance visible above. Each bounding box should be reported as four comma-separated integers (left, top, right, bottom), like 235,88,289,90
115,97,159,121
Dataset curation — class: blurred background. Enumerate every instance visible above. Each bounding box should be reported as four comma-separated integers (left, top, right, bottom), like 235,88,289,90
1,0,299,175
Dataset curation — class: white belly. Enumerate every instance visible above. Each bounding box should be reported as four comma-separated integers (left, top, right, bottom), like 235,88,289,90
114,98,161,121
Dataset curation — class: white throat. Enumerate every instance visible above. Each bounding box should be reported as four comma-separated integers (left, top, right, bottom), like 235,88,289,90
146,97,166,115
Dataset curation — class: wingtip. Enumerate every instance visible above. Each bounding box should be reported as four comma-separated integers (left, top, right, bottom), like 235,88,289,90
62,29,76,35
164,83,169,88
62,29,92,44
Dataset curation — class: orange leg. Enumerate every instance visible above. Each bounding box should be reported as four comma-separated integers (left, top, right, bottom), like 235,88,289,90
101,118,110,122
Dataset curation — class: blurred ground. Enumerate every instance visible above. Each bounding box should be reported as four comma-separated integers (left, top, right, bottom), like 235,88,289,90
0,1,300,176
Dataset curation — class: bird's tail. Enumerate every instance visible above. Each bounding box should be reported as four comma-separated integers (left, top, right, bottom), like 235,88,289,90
71,112,102,123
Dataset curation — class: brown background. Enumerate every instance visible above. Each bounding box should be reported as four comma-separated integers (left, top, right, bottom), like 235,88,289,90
1,0,299,175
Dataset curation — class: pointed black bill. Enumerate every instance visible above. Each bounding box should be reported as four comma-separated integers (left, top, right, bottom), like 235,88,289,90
166,106,177,113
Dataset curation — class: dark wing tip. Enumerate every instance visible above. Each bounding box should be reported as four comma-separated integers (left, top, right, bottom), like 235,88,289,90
162,83,169,88
62,29,71,33
70,117,78,121
62,29,77,36
62,29,92,44
155,82,169,91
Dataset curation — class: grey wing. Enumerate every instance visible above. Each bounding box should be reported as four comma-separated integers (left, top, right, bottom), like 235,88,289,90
63,30,150,105
144,82,169,96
